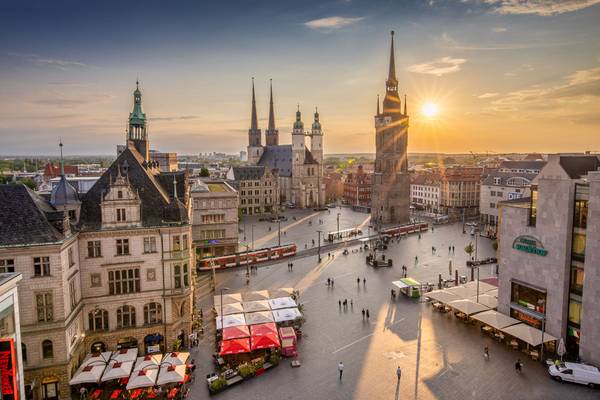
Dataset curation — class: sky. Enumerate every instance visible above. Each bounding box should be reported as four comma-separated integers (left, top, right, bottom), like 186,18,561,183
1,0,600,156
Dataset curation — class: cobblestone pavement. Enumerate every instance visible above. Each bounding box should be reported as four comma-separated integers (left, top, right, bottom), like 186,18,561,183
189,210,598,400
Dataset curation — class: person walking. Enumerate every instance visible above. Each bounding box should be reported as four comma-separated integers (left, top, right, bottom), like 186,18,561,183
357,277,360,286
484,346,489,360
338,361,344,380
327,278,331,286
331,278,334,287
515,359,522,373
362,308,365,320
339,300,342,308
350,299,353,308
363,277,366,286
366,309,370,320
396,366,401,382
79,387,88,400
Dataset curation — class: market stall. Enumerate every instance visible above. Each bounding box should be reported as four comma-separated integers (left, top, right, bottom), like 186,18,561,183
162,352,190,366
215,302,245,316
214,293,243,305
216,313,247,330
242,290,270,302
448,299,490,316
268,288,295,299
392,278,421,298
126,368,158,390
222,325,250,341
502,323,557,347
133,354,163,371
470,310,521,330
250,322,277,337
101,360,134,382
245,311,275,325
425,290,461,304
110,348,138,363
81,351,112,368
279,327,297,358
69,362,107,385
156,364,187,385
268,297,297,310
272,308,302,323
250,333,280,351
468,294,498,309
242,300,271,313
219,338,251,356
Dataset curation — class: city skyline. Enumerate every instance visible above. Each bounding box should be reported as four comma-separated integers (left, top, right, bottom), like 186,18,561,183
1,0,600,155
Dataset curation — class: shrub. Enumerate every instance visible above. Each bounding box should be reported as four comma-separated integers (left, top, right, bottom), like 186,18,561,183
269,354,281,365
237,363,255,379
209,377,227,393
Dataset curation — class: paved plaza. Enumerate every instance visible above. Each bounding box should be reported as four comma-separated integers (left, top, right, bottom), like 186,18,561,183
190,209,598,400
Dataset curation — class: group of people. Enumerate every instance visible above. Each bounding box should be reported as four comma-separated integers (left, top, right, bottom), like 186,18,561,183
483,346,524,373
326,277,335,287
339,298,353,309
287,262,294,271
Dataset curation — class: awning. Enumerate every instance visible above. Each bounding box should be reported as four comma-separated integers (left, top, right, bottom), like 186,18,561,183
81,351,112,368
126,369,158,390
69,362,106,385
133,354,163,372
222,325,250,341
110,348,138,363
156,364,187,385
242,290,270,302
502,323,558,346
268,297,297,310
101,360,134,382
213,293,243,305
278,327,296,340
448,299,490,316
242,300,271,313
216,313,247,330
250,322,277,337
245,311,275,325
468,294,498,309
250,333,280,351
462,280,498,293
392,278,420,289
268,288,295,299
144,334,163,344
425,290,461,304
272,308,302,323
471,310,521,330
445,285,480,299
215,302,244,315
162,352,190,366
219,338,251,356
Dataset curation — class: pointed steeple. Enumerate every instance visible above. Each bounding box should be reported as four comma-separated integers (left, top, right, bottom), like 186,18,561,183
312,106,321,131
250,77,259,131
387,30,397,85
293,104,304,131
265,79,279,145
377,94,380,115
59,139,64,176
173,175,178,200
404,94,407,115
127,80,149,160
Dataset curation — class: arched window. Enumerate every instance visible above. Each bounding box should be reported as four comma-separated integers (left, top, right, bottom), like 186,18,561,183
144,303,162,325
88,309,109,331
42,340,53,359
21,343,27,363
117,305,136,329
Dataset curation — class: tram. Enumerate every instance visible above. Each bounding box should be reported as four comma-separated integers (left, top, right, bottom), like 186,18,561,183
197,243,297,271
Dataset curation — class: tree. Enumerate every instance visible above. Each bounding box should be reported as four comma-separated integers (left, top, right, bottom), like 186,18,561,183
20,178,37,190
464,242,475,260
199,167,210,177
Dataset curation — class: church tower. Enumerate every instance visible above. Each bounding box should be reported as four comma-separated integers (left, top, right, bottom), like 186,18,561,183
292,106,305,166
310,108,323,164
265,80,279,146
127,81,149,161
371,31,410,226
247,78,264,164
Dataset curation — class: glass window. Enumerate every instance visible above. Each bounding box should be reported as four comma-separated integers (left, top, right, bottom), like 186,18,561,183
116,239,130,256
36,293,53,322
570,267,584,295
117,305,136,328
573,199,588,229
21,343,27,363
108,268,140,295
511,282,546,314
173,236,181,251
143,237,157,253
183,264,189,287
174,265,182,289
87,241,102,258
42,340,53,359
0,259,15,273
33,256,51,276
568,299,582,327
572,233,586,257
88,309,109,331
68,247,75,267
528,187,538,226
69,279,77,311
117,208,126,222
144,303,162,325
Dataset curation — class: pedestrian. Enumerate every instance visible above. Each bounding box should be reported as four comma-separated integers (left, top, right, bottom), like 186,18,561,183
452,246,455,254
339,300,342,308
366,309,370,319
327,277,331,286
350,299,353,308
190,359,197,373
448,245,451,254
199,308,203,319
79,387,88,400
331,278,334,287
362,309,365,320
269,226,271,231
291,263,294,271
515,359,522,373
357,277,360,286
305,244,307,249
396,366,401,381
284,231,286,236
484,346,489,360
338,361,344,380
363,277,366,286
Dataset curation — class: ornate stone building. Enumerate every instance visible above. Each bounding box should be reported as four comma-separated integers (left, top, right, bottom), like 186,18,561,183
0,83,193,400
371,31,410,226
245,79,325,209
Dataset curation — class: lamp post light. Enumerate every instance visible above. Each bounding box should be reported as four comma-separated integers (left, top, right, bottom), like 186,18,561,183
278,219,282,246
251,224,255,250
317,230,322,263
337,213,341,240
220,287,229,333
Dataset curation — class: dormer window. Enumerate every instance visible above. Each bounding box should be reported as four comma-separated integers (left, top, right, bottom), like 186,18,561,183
118,190,123,199
117,208,127,222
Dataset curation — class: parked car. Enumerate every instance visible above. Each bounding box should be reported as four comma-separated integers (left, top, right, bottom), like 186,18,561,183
548,362,600,388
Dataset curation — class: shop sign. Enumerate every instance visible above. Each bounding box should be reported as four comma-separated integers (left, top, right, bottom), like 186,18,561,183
0,338,18,400
512,235,547,256
508,192,522,200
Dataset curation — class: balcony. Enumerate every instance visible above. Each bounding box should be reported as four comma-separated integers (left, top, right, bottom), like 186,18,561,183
163,249,191,261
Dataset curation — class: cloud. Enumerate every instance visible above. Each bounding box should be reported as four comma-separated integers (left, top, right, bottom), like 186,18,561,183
406,56,467,76
7,52,97,70
29,93,113,108
439,32,570,51
483,0,600,16
477,92,500,98
304,16,364,31
150,115,201,121
492,26,508,32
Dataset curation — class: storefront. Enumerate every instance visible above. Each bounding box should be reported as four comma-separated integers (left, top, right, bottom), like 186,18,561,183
510,281,546,329
0,273,24,400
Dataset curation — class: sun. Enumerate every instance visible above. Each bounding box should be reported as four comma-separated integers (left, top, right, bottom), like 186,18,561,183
421,101,439,118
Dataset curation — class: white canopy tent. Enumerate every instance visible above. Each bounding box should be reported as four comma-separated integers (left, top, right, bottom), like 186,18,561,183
156,364,187,385
272,308,302,323
468,294,498,309
425,290,461,304
448,299,490,316
503,323,558,347
242,300,271,313
101,360,134,382
81,351,112,368
245,311,275,325
162,352,190,366
216,313,247,330
242,290,271,302
471,310,521,330
69,362,107,385
126,368,158,390
215,302,245,316
133,354,163,371
213,293,243,305
268,297,297,310
110,348,138,363
268,288,295,299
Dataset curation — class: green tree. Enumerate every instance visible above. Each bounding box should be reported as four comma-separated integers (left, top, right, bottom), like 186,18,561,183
464,242,475,260
199,167,210,177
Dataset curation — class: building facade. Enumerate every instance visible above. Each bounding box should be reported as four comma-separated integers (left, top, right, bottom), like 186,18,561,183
0,83,194,400
438,166,483,220
343,165,372,211
245,80,325,208
371,31,410,226
227,166,279,215
149,151,178,172
480,160,545,234
410,173,441,212
0,273,25,400
498,154,600,364
191,180,239,257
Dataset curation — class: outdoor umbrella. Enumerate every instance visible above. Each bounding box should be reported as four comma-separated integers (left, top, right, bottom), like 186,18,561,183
250,322,278,337
272,308,302,323
133,354,163,372
445,285,479,299
245,311,275,325
448,299,490,316
268,288,295,299
503,324,557,347
251,332,280,351
242,290,270,302
216,313,247,330
156,364,187,385
215,302,245,316
111,348,138,363
81,351,112,368
126,368,158,390
162,352,190,366
213,293,243,305
219,338,251,356
242,300,271,313
101,360,134,382
69,362,107,385
557,338,566,361
470,310,521,330
222,325,250,341
268,297,297,310
468,294,498,309
426,290,461,304
462,280,498,293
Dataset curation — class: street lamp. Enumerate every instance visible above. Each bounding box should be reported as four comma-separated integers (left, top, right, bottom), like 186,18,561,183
278,218,281,247
219,287,230,333
317,230,322,263
251,224,255,250
337,213,341,240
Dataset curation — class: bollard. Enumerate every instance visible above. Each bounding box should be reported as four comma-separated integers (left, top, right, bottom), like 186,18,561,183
455,270,459,286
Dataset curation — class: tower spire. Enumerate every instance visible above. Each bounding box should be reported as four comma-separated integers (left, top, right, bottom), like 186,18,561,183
387,30,397,84
250,77,259,131
59,139,64,176
268,79,275,132
173,175,178,200
377,94,380,115
404,94,407,115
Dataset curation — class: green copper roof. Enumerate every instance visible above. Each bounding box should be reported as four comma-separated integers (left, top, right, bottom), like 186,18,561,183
129,81,146,125
294,107,304,130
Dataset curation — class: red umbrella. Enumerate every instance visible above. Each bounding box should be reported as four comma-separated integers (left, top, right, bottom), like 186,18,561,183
222,325,250,341
251,333,281,351
250,322,277,337
219,338,251,356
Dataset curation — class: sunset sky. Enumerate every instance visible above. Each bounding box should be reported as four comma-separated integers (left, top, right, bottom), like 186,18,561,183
1,0,600,155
